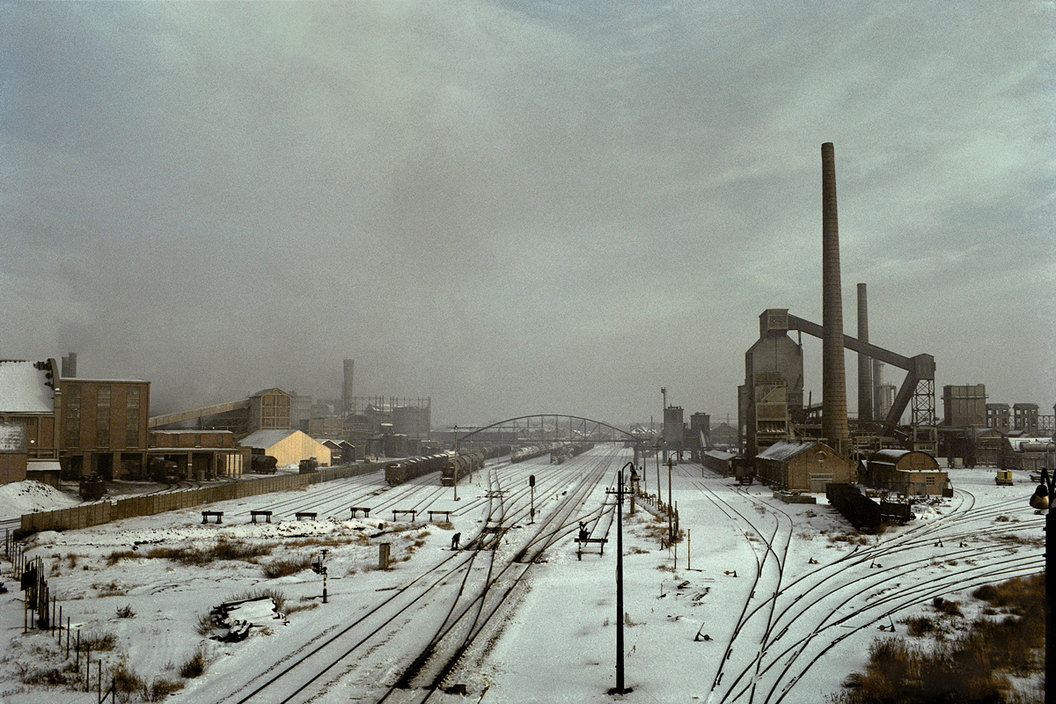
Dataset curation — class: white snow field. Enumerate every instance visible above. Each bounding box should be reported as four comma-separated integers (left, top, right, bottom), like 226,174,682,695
0,447,1046,703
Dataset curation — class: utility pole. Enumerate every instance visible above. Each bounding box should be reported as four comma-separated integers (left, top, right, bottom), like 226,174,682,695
667,456,674,542
606,463,633,695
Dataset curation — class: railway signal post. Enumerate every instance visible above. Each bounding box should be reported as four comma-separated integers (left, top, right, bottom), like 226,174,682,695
529,474,535,524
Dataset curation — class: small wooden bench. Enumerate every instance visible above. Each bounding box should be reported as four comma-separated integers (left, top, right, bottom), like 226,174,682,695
575,536,608,559
428,510,452,522
201,510,224,524
392,509,417,521
250,510,273,524
295,511,318,521
349,507,371,518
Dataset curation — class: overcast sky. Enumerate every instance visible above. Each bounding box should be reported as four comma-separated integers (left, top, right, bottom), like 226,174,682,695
2,1,1053,427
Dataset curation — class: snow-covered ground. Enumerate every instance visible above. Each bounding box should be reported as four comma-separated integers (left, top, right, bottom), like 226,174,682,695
0,449,1046,703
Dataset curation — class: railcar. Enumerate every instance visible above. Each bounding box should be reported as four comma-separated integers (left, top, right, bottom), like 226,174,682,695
250,454,278,474
511,444,549,463
385,453,449,486
441,451,484,485
826,483,882,531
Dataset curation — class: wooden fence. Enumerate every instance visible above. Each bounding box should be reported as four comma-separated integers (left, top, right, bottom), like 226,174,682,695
20,463,382,534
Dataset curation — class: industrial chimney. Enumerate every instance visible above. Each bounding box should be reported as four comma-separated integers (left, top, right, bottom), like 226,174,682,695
821,143,849,454
857,283,872,423
61,352,77,378
342,359,355,417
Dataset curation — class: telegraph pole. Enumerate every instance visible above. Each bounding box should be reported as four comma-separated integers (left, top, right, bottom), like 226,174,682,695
606,463,633,695
667,456,674,542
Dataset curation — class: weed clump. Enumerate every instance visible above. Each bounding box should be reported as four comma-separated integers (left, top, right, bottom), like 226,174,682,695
833,574,1045,703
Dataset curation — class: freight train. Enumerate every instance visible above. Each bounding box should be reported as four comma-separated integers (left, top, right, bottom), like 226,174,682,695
385,453,450,486
511,444,550,463
441,451,484,485
826,483,881,531
384,445,512,486
550,442,594,464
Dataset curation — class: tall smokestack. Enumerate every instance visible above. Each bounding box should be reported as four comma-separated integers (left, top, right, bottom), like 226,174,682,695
821,143,849,454
61,352,77,378
342,359,355,417
872,359,883,420
857,283,872,423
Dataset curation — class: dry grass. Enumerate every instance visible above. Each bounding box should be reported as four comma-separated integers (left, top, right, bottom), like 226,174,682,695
107,538,272,567
262,556,313,579
833,574,1045,704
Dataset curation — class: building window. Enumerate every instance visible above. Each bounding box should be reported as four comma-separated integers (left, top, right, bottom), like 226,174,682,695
126,386,141,448
64,386,81,446
96,385,111,446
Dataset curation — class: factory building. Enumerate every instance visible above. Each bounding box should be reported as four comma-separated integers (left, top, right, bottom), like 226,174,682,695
741,309,803,458
862,450,949,497
753,440,856,492
148,430,244,479
59,375,152,479
942,385,987,427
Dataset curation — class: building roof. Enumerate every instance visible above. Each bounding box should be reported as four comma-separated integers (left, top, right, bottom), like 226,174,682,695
756,440,818,462
239,429,299,449
704,449,736,461
0,361,54,413
1007,437,1054,452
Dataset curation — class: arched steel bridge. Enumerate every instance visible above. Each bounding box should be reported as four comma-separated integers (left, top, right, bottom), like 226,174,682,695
453,414,653,447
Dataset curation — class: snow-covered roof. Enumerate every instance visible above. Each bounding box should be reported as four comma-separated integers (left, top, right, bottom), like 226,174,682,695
0,422,26,452
756,440,817,462
704,449,736,461
26,460,61,472
0,361,54,413
239,429,299,449
1008,437,1054,452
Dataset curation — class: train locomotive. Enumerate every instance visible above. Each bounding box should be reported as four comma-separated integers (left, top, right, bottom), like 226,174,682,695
441,451,484,486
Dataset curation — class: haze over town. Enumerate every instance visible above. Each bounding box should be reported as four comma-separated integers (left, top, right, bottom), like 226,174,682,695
2,2,1053,426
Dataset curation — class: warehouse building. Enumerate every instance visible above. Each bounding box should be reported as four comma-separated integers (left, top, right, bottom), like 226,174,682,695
753,440,855,492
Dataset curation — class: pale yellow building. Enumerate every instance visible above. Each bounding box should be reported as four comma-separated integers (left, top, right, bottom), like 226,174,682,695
238,429,331,468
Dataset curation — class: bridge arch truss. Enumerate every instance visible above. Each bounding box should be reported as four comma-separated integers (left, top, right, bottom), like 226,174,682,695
454,414,644,448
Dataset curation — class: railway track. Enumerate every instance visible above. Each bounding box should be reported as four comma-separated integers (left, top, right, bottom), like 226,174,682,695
204,447,623,704
690,463,1046,704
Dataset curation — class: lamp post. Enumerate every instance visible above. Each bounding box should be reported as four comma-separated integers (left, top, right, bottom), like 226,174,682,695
1028,467,1054,698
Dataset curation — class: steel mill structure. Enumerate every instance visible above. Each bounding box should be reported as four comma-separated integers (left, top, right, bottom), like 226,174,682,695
740,143,943,481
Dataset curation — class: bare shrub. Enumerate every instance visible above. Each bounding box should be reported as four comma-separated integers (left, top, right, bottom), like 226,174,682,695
110,661,146,700
21,667,71,686
227,588,286,613
179,647,207,679
931,597,962,616
82,631,118,651
900,616,939,637
262,556,312,579
115,604,135,618
148,676,184,700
